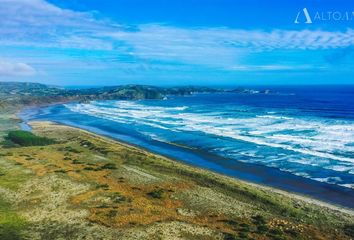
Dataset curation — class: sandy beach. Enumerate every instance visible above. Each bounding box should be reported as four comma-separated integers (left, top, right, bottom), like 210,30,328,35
33,121,354,217
1,119,353,239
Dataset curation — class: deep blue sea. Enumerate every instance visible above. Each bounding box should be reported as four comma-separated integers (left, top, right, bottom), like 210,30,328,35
21,85,354,207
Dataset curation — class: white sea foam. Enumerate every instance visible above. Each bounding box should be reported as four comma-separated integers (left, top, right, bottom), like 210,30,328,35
339,183,354,189
257,115,294,120
312,177,342,184
65,101,354,171
324,165,354,173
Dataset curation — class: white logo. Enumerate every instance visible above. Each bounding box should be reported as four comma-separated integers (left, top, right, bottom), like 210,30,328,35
294,8,313,24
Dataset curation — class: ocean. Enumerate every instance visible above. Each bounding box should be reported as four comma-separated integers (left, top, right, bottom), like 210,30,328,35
20,85,354,207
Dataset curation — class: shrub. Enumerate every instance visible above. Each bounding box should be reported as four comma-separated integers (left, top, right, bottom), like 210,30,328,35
238,232,248,239
110,192,128,203
58,146,81,153
284,228,298,237
269,229,283,235
223,233,237,240
252,215,266,225
147,189,164,199
218,219,238,229
83,167,95,171
96,184,109,189
343,224,354,238
0,139,17,148
72,159,83,164
6,130,55,147
256,225,269,233
267,229,285,240
107,210,117,218
100,163,117,170
97,204,109,208
224,219,238,225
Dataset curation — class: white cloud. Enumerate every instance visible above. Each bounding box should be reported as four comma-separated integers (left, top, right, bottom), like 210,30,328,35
229,64,323,71
0,0,353,72
0,0,118,50
0,60,36,76
105,25,354,68
108,25,354,53
1,0,353,52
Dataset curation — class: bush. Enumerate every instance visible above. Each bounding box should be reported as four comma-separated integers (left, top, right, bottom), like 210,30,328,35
0,224,23,240
100,163,117,170
83,167,95,171
107,210,117,218
96,184,109,190
238,232,248,239
147,189,164,199
72,159,83,164
256,225,269,233
252,215,266,225
343,224,354,238
58,146,81,153
223,233,237,240
218,219,238,228
6,130,55,147
110,192,128,203
284,228,298,237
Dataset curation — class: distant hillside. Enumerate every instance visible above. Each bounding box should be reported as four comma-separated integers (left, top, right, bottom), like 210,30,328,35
0,82,63,99
0,82,218,108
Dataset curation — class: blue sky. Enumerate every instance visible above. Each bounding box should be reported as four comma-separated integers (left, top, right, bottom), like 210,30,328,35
0,0,353,86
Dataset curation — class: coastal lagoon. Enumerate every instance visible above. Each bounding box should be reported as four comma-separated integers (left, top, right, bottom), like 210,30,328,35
21,86,354,207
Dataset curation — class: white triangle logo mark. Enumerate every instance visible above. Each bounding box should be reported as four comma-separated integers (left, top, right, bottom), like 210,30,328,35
294,8,313,24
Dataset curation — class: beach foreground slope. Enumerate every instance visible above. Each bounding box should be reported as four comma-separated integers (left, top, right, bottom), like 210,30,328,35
0,120,353,239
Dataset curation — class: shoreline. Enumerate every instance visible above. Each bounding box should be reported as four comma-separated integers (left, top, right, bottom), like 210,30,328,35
2,116,353,239
19,103,354,210
28,120,354,215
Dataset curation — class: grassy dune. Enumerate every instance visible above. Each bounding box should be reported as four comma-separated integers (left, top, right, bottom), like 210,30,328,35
0,119,353,239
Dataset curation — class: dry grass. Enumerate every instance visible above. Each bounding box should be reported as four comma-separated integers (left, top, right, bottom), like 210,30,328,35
0,120,352,240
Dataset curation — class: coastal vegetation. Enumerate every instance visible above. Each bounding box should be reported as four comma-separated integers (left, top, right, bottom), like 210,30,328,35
0,120,352,239
5,130,56,147
0,82,353,239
